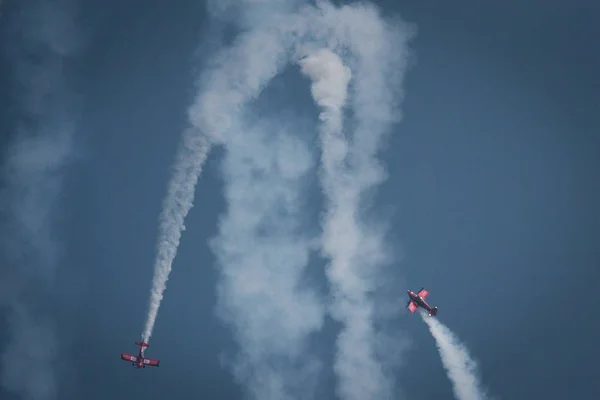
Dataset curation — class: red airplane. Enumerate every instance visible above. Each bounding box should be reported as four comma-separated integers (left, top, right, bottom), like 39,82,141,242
407,288,438,316
120,341,160,368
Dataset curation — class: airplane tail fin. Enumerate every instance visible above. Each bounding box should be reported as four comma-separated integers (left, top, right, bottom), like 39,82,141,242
429,307,438,316
135,341,149,348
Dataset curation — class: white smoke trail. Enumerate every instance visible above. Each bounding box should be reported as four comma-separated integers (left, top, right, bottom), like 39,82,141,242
421,313,489,400
142,0,299,347
211,119,324,400
299,41,406,399
141,0,316,349
299,50,385,400
0,1,81,399
181,1,413,398
142,128,211,343
188,8,326,395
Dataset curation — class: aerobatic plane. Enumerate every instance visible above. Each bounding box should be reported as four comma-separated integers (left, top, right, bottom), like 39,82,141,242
407,288,438,316
120,341,160,368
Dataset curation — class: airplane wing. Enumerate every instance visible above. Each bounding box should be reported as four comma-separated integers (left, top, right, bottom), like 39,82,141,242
121,353,137,362
142,358,160,367
406,301,418,313
417,288,429,299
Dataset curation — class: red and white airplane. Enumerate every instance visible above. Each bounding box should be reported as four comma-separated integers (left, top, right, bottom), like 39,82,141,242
120,341,160,369
407,288,438,316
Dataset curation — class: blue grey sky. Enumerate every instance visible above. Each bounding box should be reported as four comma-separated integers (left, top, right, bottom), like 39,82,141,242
1,1,598,400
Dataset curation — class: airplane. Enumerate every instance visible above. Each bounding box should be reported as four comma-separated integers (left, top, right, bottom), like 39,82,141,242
120,341,160,369
407,288,438,316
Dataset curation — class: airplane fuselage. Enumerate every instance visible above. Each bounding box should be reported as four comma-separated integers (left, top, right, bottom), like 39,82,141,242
407,290,432,312
136,350,144,368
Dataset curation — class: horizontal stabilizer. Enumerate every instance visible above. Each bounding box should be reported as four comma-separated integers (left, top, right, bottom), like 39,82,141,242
429,306,438,316
135,341,149,347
